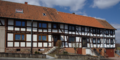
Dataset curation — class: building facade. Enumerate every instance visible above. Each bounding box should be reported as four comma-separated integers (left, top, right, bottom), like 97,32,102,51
0,1,116,57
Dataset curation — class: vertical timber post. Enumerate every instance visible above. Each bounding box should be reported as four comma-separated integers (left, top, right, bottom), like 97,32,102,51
31,20,33,54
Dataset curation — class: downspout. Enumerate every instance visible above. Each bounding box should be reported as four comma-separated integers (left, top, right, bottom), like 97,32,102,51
31,20,33,54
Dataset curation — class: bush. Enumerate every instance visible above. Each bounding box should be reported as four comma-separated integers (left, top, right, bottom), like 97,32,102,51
35,51,42,54
63,51,68,55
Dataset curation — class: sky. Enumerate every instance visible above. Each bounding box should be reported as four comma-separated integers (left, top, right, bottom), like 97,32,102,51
3,0,120,43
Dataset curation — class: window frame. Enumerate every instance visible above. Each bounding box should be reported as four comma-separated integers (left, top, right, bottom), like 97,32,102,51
37,34,48,42
81,26,85,32
38,22,48,29
68,36,75,43
96,29,100,34
15,20,26,27
106,30,109,35
92,28,96,34
14,33,26,41
110,30,113,35
110,39,114,44
68,25,75,31
52,23,58,29
106,39,109,44
97,38,101,44
92,38,96,44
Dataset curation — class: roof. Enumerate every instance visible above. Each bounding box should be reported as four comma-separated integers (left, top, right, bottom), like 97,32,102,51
97,19,116,30
0,1,116,30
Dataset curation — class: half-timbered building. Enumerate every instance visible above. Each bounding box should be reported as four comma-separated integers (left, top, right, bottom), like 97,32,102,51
0,1,116,57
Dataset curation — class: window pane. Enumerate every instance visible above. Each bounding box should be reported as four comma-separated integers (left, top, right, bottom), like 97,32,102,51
69,37,75,42
39,23,41,28
53,24,57,28
22,22,25,26
39,36,41,40
97,39,100,43
72,26,75,30
42,23,47,28
42,36,46,41
22,35,24,40
93,38,96,43
69,26,71,30
16,21,21,26
15,34,21,40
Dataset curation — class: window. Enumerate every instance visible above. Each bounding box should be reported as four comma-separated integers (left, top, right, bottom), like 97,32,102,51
15,21,25,26
81,27,85,32
106,39,109,44
68,25,75,31
93,38,96,44
16,9,23,13
43,13,46,16
110,30,113,35
106,30,109,35
92,28,96,34
16,49,20,51
39,23,47,28
52,24,58,29
38,34,48,41
14,33,25,41
68,37,75,43
96,29,100,34
87,38,89,43
97,38,101,44
110,39,114,44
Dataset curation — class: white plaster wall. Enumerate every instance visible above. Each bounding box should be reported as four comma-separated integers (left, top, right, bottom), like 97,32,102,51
33,28,37,32
26,42,31,47
61,35,64,41
69,43,72,47
79,43,81,48
33,22,37,27
15,27,20,31
48,35,52,42
27,21,31,26
33,42,37,47
48,23,51,28
14,42,19,47
87,43,90,48
8,19,14,25
21,42,25,47
39,29,42,32
26,34,31,41
38,43,42,47
21,28,25,31
49,43,51,47
65,30,68,34
59,29,61,33
52,29,57,32
7,42,13,47
76,37,79,42
43,29,47,32
8,33,13,41
65,42,68,47
8,26,14,30
33,34,37,41
65,36,67,41
27,27,31,31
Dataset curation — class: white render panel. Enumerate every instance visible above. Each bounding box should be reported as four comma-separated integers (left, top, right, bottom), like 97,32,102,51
43,29,47,32
48,23,51,28
33,43,37,47
8,19,14,25
65,30,68,34
15,27,20,31
65,42,68,47
60,24,64,29
27,21,31,26
65,25,68,29
33,22,37,27
27,27,31,31
52,29,57,33
21,28,25,31
26,34,31,41
26,42,31,47
59,29,62,33
80,37,81,42
79,43,81,48
65,36,67,41
48,29,51,32
38,43,42,47
33,35,37,41
87,43,90,48
62,42,64,47
33,28,37,32
48,35,52,42
43,43,47,47
0,19,5,25
8,26,14,30
8,33,13,41
14,42,19,47
69,43,72,47
76,37,79,42
104,44,106,48
39,29,42,32
21,42,25,47
49,43,51,47
7,42,13,47
61,35,64,41
72,32,75,34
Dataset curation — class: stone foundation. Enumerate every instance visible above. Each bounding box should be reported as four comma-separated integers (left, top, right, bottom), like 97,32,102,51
6,48,52,54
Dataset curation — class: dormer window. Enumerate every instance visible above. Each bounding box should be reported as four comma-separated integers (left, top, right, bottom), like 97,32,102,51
43,13,46,16
16,9,23,13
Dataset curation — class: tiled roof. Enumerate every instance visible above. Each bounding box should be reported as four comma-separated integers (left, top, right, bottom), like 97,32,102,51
97,19,116,30
0,1,115,29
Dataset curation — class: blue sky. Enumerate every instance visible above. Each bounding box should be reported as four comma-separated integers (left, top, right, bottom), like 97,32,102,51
3,0,120,43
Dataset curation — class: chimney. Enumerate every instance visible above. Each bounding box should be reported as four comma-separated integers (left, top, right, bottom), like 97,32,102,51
25,2,28,4
72,12,75,14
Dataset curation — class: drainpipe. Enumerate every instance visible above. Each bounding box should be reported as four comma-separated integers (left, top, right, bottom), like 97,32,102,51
31,20,33,54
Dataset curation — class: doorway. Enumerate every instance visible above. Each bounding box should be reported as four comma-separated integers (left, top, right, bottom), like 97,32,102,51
82,38,87,47
53,35,60,46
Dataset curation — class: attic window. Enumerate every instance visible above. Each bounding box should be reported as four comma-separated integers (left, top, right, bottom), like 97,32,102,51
16,9,23,13
43,13,46,16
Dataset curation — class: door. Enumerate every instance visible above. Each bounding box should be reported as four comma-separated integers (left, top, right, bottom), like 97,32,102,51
77,48,82,54
82,38,87,47
106,49,114,57
53,35,60,46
